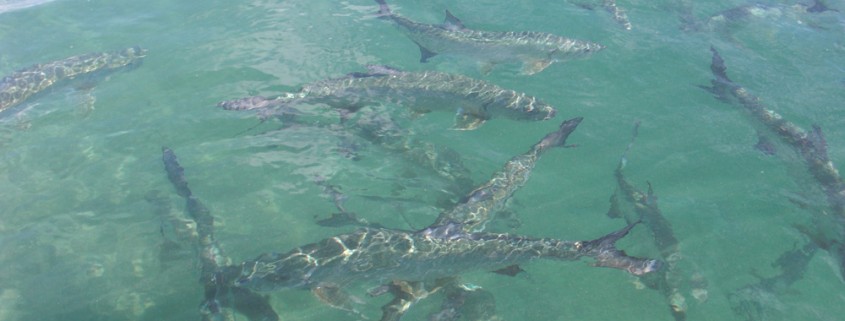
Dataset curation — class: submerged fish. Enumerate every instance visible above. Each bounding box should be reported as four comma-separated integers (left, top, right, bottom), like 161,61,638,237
702,47,845,317
232,119,659,305
0,46,146,112
610,121,697,321
235,220,659,293
219,65,557,130
374,0,604,75
432,117,583,233
160,147,280,321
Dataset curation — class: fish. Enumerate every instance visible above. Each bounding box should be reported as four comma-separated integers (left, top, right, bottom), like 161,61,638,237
431,117,583,233
702,47,845,315
235,220,660,292
218,65,557,130
160,147,280,321
0,46,146,113
609,121,698,321
373,0,604,75
702,47,845,221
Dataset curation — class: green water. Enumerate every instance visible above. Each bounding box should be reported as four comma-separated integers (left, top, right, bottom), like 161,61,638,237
1,0,844,320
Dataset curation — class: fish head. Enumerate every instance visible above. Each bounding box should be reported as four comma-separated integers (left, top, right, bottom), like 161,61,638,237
549,40,604,62
235,253,315,291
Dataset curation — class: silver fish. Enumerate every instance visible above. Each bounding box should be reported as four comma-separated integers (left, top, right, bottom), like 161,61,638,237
374,0,604,75
219,65,557,130
0,46,146,113
432,117,582,233
235,221,659,293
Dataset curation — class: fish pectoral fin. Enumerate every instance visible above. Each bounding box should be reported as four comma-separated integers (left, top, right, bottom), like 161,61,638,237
453,113,485,130
312,283,365,315
443,9,466,30
492,264,525,277
478,62,495,76
414,42,438,63
521,59,553,75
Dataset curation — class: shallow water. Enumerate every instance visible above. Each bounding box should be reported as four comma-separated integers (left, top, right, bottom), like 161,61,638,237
0,0,844,320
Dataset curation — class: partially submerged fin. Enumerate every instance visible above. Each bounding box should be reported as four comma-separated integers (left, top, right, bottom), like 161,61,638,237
443,10,465,31
521,59,553,75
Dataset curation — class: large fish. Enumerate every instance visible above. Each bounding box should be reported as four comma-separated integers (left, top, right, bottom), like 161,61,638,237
234,219,660,292
0,46,146,113
373,0,604,75
160,147,280,321
702,47,845,319
219,65,557,130
431,117,582,233
607,121,704,321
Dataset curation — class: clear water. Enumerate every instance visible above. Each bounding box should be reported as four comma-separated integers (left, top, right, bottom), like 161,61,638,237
0,0,844,320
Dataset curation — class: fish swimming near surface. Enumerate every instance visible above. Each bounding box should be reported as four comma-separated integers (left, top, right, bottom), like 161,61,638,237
231,118,661,320
431,117,582,233
219,65,557,130
160,147,280,321
702,46,845,309
0,46,146,113
373,0,605,75
608,121,705,321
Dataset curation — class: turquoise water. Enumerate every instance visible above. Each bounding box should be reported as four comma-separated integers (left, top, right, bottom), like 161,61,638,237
1,0,844,320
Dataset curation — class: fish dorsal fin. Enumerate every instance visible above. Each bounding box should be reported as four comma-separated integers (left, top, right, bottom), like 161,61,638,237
443,10,466,31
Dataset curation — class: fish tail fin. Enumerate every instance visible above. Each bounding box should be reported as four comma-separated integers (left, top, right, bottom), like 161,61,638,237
580,221,662,275
374,0,391,16
533,117,583,152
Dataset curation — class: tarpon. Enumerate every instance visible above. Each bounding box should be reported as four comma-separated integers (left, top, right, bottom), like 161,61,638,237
0,46,146,113
432,117,582,233
234,219,660,293
373,0,604,75
702,46,845,220
160,147,280,321
608,121,703,321
219,65,557,130
702,47,845,317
